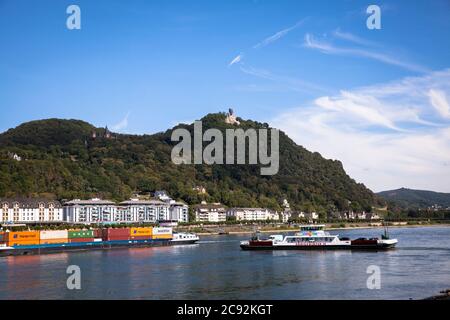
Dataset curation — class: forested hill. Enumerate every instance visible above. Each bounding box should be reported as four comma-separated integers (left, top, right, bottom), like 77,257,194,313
0,113,383,213
377,188,450,209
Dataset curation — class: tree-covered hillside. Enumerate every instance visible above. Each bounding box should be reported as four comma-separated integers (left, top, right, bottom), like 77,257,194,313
377,188,450,209
0,113,383,213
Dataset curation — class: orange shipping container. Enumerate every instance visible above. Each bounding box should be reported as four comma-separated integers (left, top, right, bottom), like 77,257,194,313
40,238,68,245
130,227,153,237
8,240,41,247
152,234,172,240
6,231,40,245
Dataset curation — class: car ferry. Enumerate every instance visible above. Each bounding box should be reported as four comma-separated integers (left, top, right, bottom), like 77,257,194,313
240,224,397,251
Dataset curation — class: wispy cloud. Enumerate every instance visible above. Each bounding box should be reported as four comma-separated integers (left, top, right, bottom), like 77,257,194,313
428,89,450,119
112,112,130,132
228,53,243,67
271,69,450,192
253,18,307,49
240,65,331,94
332,29,378,47
304,33,430,73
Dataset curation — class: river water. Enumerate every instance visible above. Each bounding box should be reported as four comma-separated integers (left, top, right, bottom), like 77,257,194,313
0,226,449,300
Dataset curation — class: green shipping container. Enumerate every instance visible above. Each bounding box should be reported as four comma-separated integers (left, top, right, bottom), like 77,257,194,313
68,230,95,239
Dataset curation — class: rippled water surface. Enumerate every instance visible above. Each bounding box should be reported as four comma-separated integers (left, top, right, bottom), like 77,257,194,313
1,226,449,299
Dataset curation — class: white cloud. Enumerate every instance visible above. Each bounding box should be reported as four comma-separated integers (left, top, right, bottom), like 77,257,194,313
253,19,307,49
271,69,450,192
428,89,450,119
332,29,378,47
239,65,330,94
229,54,243,67
112,112,130,132
304,33,430,73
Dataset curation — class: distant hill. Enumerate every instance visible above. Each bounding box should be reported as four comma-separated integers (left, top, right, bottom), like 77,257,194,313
0,113,383,213
377,188,450,209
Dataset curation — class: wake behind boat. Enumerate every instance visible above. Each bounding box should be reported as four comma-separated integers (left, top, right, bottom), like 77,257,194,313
240,224,397,251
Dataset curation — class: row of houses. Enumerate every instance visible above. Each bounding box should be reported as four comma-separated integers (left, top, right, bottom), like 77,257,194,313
0,194,382,225
0,194,189,224
193,203,291,223
327,211,381,220
1,198,63,223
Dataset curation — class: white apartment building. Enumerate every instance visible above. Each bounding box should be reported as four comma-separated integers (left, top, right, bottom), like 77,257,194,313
194,203,226,223
63,198,117,223
0,198,63,223
169,201,189,223
227,208,280,221
63,198,179,224
118,199,170,222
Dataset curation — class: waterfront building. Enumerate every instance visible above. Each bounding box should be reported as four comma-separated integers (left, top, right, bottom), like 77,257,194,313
119,199,170,222
63,198,117,223
280,211,291,222
169,201,189,223
227,208,280,221
0,198,63,223
356,212,367,220
366,212,381,220
194,203,226,222
63,198,176,224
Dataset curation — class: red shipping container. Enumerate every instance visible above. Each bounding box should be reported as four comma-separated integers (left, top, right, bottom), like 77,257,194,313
130,235,152,241
93,229,102,238
102,228,130,241
69,238,95,243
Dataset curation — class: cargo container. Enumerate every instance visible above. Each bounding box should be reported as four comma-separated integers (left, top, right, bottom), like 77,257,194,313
0,230,199,256
0,232,5,243
69,237,95,243
40,238,68,244
130,235,152,241
40,230,68,240
152,227,173,236
93,229,102,238
152,234,173,240
68,230,94,239
102,228,130,241
6,231,40,246
130,227,153,237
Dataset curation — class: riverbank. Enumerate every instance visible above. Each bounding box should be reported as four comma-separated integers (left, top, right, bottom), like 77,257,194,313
424,289,450,300
177,221,450,236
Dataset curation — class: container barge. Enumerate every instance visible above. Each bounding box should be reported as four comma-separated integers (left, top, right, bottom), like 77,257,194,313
0,227,199,257
240,224,397,251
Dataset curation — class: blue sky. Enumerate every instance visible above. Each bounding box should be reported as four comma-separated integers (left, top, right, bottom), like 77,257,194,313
1,0,450,192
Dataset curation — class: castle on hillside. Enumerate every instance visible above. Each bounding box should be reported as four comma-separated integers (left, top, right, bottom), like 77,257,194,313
91,126,113,140
225,108,240,125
